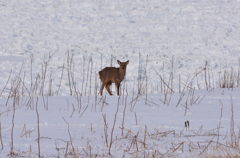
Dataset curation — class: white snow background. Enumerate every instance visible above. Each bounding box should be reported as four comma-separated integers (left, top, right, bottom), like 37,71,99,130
0,0,240,157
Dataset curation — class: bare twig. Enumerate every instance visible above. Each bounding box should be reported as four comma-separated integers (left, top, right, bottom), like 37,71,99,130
102,114,108,147
108,97,120,155
35,97,41,158
62,117,77,158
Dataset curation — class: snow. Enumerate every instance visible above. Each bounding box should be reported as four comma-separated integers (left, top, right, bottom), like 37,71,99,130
0,89,239,157
0,0,240,157
1,0,240,96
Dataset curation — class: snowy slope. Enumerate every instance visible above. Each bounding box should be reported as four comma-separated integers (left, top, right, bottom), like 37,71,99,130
0,88,239,157
1,0,240,96
0,0,240,157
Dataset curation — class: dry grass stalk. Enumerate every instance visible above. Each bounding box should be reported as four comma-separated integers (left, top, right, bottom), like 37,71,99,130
108,97,120,155
35,97,41,158
102,114,108,147
62,117,77,158
0,119,3,150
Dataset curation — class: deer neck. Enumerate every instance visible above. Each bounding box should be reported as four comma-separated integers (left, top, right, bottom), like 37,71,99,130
118,68,126,81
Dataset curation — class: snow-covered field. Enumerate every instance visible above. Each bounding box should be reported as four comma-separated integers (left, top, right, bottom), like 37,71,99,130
0,0,240,157
0,88,239,157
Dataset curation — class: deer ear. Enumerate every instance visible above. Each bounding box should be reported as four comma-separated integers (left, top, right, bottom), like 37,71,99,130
126,60,129,65
117,60,121,65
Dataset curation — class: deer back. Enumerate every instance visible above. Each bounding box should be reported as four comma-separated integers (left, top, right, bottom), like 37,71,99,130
99,67,120,83
99,60,129,83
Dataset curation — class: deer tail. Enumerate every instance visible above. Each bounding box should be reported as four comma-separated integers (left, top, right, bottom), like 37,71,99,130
98,71,102,79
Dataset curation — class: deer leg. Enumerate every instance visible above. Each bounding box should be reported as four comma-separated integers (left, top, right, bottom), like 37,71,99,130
99,82,105,96
105,81,113,95
115,83,120,96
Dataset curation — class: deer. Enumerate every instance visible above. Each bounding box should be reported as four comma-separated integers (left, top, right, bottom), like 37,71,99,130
99,60,129,96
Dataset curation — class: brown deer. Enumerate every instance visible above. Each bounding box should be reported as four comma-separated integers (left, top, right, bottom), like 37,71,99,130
99,60,129,96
